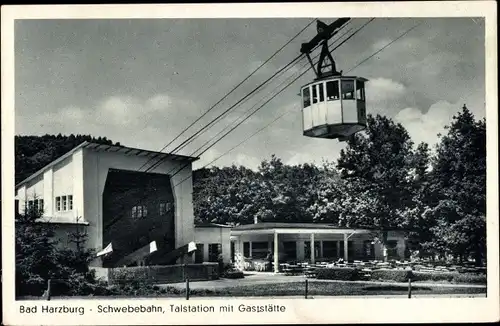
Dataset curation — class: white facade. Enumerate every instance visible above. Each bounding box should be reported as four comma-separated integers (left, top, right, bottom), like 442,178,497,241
194,225,232,264
15,142,197,265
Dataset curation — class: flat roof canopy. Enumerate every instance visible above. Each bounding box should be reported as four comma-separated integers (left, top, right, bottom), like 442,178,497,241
231,222,402,236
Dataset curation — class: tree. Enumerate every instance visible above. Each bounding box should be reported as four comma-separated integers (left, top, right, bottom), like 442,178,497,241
15,201,58,296
15,134,119,184
425,105,486,264
336,114,420,260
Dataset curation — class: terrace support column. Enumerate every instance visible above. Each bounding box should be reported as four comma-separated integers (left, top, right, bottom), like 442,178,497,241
336,241,341,259
319,240,323,259
249,241,253,258
343,234,349,261
310,233,315,264
274,231,279,273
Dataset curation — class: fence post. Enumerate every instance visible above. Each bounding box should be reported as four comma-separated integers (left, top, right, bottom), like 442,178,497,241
47,279,52,301
186,278,190,300
408,278,412,299
305,279,308,299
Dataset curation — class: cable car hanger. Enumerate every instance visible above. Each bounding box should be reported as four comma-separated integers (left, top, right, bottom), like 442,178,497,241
299,18,368,142
301,18,350,79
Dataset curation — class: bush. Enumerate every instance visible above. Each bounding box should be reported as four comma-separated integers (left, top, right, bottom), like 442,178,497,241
452,273,487,284
412,271,454,283
316,267,360,281
412,271,486,284
223,271,244,279
370,269,413,282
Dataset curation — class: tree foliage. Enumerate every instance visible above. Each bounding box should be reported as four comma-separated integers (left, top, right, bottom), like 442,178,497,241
15,134,119,184
424,106,486,263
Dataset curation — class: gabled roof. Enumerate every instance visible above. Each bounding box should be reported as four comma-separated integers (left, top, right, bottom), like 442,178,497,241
15,141,199,189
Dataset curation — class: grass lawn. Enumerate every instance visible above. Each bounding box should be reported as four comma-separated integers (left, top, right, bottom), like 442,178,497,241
185,281,486,297
19,281,486,300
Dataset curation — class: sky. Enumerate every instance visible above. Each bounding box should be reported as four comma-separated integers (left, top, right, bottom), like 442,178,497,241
15,17,486,170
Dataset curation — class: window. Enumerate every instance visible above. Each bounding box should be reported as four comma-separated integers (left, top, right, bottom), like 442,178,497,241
363,240,375,259
339,241,355,260
326,80,340,100
251,242,269,259
28,200,34,212
68,195,73,210
312,84,318,104
322,241,337,258
318,83,325,102
56,197,61,211
243,242,250,258
304,241,320,259
132,205,148,219
39,199,44,212
341,80,355,100
159,202,173,216
302,87,311,107
356,80,365,101
208,243,221,262
387,240,398,259
283,241,297,260
62,196,67,211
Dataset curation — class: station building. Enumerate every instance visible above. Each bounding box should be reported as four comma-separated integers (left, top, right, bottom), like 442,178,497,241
15,141,199,267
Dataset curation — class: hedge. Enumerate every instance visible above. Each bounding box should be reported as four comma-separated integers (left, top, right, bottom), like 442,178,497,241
369,269,413,282
316,268,360,281
412,271,486,284
223,271,245,279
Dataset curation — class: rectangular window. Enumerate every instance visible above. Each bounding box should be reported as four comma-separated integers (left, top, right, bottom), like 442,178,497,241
302,87,311,107
312,84,318,104
68,195,73,210
39,199,44,212
28,200,34,212
318,83,325,102
56,197,61,211
159,202,172,215
326,80,339,100
243,242,250,258
283,241,297,260
341,80,355,100
132,205,148,219
62,196,67,211
322,241,337,259
304,241,320,259
251,242,269,259
208,243,221,262
363,240,375,259
387,240,398,259
356,80,365,101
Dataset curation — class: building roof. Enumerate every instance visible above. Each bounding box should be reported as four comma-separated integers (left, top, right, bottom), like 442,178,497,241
15,141,199,189
195,223,233,229
231,222,406,232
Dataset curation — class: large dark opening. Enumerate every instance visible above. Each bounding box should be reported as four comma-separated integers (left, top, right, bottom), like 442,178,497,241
101,168,175,267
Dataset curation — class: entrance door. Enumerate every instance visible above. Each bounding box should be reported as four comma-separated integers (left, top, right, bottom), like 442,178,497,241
195,244,204,263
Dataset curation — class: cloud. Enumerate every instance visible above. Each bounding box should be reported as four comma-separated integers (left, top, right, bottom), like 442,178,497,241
394,100,464,147
366,78,407,103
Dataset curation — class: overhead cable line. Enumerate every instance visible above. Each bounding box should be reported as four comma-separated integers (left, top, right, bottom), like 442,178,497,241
136,18,316,172
142,19,358,174
104,18,371,230
171,18,424,188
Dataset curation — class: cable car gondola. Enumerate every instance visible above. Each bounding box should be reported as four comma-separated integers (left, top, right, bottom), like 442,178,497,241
300,18,368,141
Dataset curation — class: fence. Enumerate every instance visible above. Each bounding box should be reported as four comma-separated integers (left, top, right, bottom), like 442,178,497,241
107,263,219,285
